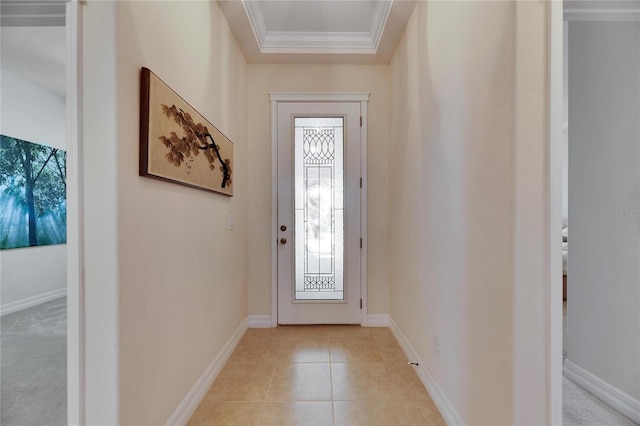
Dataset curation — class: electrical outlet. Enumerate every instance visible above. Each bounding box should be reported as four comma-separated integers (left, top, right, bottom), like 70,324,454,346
434,333,440,356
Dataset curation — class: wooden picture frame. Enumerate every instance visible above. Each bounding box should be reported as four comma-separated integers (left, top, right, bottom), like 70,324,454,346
139,67,233,196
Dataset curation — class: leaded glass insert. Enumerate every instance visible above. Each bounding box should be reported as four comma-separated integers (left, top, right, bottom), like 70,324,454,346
294,117,344,300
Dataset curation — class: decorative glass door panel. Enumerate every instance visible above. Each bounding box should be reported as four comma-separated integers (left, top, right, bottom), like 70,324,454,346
294,117,344,300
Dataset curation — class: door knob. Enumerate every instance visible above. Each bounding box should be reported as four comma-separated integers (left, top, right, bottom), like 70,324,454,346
280,238,287,245
280,225,287,231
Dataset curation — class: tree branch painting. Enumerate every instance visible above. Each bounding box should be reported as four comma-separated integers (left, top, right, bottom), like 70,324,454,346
139,67,234,196
159,105,231,188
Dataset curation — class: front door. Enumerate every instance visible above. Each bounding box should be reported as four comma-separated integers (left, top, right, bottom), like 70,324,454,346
275,100,363,324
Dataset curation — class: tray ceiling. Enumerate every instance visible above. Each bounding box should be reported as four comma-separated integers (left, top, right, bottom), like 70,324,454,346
218,0,417,64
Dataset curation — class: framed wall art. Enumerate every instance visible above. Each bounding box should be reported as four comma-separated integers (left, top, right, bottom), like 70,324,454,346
139,67,233,196
0,135,67,249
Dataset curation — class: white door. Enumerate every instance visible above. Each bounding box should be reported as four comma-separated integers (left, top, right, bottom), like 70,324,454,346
276,100,363,324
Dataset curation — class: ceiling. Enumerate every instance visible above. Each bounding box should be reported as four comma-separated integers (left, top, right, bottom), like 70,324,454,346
4,0,636,98
1,26,66,97
1,0,66,97
218,0,417,64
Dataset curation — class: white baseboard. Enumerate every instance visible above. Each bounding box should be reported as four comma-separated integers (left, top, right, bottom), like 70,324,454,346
564,359,640,424
1,287,67,316
363,314,390,327
165,318,248,426
388,317,465,426
248,315,273,328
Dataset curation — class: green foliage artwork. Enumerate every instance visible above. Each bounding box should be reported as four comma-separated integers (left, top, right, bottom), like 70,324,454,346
0,135,67,250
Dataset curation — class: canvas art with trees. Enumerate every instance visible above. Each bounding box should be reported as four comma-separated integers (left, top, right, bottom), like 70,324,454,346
0,135,67,250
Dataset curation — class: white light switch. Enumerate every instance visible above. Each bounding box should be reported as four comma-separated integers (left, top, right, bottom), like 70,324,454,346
228,214,236,230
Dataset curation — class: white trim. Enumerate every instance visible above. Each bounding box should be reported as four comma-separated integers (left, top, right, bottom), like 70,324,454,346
548,1,564,425
0,288,67,316
269,92,370,103
241,0,392,54
269,92,370,326
66,1,85,424
564,0,640,21
388,317,465,426
261,31,377,52
362,314,389,327
564,9,640,21
270,99,279,327
0,0,67,27
369,0,393,51
166,318,248,426
359,99,369,327
564,360,640,424
248,315,273,328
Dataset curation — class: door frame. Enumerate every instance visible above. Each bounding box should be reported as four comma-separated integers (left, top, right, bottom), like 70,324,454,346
269,93,369,327
66,0,85,423
549,4,640,424
548,1,563,423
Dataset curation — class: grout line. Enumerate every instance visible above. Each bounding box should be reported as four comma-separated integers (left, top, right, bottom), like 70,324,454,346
329,351,336,426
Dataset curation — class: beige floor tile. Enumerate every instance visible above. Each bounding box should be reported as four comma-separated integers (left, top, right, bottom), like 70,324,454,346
375,339,408,362
369,327,396,342
227,340,281,364
331,362,399,400
258,402,334,426
384,362,420,378
333,400,411,425
187,401,262,426
218,361,276,376
392,375,430,401
385,362,430,399
205,367,274,402
235,337,284,351
244,328,287,341
402,400,446,425
266,362,332,401
283,325,334,340
279,340,331,363
330,339,382,362
325,325,373,340
188,327,426,424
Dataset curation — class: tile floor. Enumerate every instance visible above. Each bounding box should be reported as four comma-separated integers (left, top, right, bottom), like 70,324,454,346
188,326,445,425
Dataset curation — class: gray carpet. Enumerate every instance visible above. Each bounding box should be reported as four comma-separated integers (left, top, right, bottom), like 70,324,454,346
563,301,639,426
564,377,637,426
1,297,67,426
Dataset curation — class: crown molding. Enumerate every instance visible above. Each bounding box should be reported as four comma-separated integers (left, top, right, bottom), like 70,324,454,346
242,0,392,54
564,0,640,21
218,0,416,64
0,0,67,27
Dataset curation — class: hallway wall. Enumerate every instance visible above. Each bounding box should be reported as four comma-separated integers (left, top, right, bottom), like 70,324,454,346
0,69,67,311
388,1,550,424
82,1,249,424
246,64,390,317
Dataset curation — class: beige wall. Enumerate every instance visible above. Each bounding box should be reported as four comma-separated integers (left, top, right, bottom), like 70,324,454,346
247,64,390,316
388,2,549,424
80,1,552,423
83,1,248,424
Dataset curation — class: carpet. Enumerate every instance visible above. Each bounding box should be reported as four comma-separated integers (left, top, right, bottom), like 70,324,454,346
563,301,638,425
1,297,67,425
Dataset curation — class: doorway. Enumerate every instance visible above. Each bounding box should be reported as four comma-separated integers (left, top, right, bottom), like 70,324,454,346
0,0,82,424
270,94,368,325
